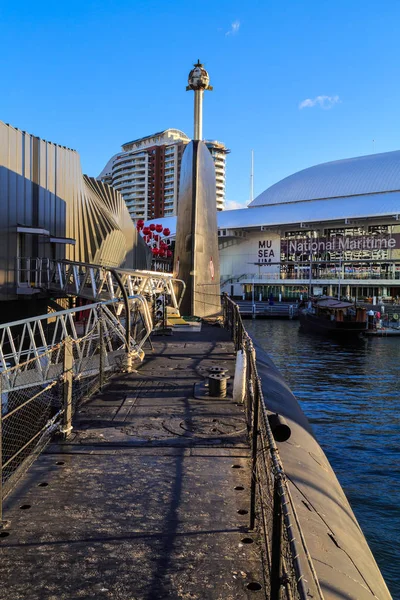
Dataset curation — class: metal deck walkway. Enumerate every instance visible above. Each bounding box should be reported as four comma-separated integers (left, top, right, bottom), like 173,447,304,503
0,326,265,600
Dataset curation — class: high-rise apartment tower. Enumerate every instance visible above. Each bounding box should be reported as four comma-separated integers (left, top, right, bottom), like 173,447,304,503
98,129,228,221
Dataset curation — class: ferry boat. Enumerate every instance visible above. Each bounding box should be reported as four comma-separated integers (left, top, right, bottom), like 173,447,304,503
299,297,367,337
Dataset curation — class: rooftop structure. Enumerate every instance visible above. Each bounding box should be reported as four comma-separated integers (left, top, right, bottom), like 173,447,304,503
121,129,190,152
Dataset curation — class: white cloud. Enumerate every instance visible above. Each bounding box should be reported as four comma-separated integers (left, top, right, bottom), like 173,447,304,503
224,199,247,210
299,95,341,110
226,20,240,36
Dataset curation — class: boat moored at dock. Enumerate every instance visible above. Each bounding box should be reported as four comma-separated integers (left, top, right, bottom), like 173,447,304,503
299,297,367,337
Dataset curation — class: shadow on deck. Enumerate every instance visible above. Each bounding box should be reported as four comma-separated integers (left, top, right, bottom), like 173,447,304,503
0,325,266,600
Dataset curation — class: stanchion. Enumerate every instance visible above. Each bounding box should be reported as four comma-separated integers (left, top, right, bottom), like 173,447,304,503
99,313,104,391
271,476,283,599
61,337,73,439
0,378,3,526
249,376,260,530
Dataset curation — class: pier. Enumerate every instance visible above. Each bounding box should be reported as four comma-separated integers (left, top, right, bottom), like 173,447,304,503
235,301,298,319
0,325,266,599
0,313,309,600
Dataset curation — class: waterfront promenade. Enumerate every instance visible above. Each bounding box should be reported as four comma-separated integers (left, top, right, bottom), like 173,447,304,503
0,327,265,600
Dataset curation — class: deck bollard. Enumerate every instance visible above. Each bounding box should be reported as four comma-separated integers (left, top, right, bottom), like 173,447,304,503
208,373,229,398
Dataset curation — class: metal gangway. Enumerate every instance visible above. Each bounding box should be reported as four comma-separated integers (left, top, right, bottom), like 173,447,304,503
0,260,186,500
6,257,188,393
16,257,185,310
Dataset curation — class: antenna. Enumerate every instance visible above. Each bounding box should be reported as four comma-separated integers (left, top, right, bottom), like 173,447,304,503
250,150,254,203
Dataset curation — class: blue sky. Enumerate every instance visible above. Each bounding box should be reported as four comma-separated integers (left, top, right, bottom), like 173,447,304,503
1,0,400,208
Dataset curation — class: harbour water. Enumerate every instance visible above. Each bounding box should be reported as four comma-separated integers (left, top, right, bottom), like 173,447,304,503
245,319,400,599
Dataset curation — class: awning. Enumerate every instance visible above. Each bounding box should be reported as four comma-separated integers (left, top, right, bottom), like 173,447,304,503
17,226,50,236
316,299,354,309
50,237,76,245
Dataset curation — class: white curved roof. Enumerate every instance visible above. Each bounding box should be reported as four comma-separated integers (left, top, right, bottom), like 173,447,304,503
250,150,400,207
146,189,400,236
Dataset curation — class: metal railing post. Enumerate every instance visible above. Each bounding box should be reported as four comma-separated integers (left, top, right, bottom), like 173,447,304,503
110,269,132,372
234,307,239,350
249,376,260,530
271,475,283,599
0,378,3,526
99,310,104,391
62,337,73,439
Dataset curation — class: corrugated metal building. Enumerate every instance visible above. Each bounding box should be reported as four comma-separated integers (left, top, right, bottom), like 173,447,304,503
0,120,150,306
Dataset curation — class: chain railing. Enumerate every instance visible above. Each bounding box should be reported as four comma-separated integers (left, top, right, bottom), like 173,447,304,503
222,293,319,600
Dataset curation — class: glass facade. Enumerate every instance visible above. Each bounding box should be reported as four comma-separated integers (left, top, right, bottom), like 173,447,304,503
236,223,400,302
279,224,400,289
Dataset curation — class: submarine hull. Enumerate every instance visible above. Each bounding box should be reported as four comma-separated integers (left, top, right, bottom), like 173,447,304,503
255,343,392,599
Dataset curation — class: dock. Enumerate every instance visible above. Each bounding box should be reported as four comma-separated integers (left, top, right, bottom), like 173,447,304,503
235,301,298,319
0,326,266,600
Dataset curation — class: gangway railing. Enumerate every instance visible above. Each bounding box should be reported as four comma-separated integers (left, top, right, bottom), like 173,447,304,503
16,258,186,311
0,296,152,389
222,294,321,600
0,295,152,507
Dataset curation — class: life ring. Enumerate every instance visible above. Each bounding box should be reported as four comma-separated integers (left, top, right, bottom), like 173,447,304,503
393,313,399,320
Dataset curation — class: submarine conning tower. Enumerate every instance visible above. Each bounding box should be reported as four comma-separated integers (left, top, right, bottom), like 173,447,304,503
173,61,221,318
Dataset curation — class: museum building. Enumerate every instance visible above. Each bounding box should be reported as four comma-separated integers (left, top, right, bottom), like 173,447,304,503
147,149,400,302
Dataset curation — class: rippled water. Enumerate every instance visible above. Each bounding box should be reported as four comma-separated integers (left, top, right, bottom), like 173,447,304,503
245,319,400,598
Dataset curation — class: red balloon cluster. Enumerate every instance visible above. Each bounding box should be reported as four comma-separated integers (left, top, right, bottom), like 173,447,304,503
135,220,173,260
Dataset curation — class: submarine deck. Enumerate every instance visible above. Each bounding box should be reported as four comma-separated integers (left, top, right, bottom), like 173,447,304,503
0,326,266,600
